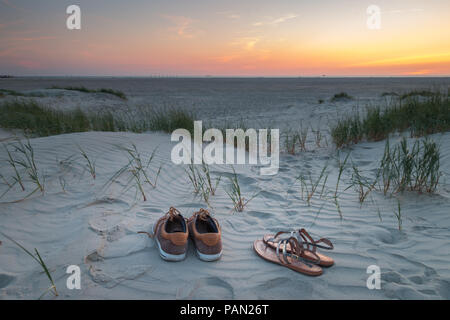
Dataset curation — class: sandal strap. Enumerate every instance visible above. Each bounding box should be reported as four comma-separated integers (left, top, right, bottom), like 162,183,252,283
298,228,334,251
266,229,333,262
273,236,321,265
270,230,310,252
275,239,289,264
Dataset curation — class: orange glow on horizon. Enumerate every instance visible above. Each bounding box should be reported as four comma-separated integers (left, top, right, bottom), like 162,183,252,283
1,1,450,76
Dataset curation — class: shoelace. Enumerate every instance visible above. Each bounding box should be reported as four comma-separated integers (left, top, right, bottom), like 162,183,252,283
167,206,182,221
137,207,182,238
191,208,211,221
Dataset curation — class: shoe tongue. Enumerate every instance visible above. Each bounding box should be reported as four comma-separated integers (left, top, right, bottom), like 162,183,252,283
167,214,186,233
196,208,211,221
196,214,218,233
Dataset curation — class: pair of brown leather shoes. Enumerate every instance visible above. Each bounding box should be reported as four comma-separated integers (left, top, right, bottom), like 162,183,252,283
153,207,222,262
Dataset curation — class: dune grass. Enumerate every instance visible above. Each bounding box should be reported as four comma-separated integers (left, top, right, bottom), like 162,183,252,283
185,163,221,207
331,92,450,148
103,144,162,202
350,163,377,204
333,152,350,218
296,163,329,206
145,107,195,134
379,137,440,194
78,145,96,180
226,167,258,212
282,123,309,154
331,92,353,102
283,129,300,155
394,199,402,231
0,99,196,137
49,85,127,100
0,232,58,299
399,90,437,100
341,136,441,201
1,138,45,199
381,91,399,97
0,88,46,98
0,100,91,136
311,123,326,148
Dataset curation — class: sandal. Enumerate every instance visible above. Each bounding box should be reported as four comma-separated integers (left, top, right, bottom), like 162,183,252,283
253,236,323,276
263,228,334,267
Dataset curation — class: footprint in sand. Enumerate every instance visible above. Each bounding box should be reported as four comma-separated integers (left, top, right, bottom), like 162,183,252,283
0,273,15,289
256,276,314,299
89,210,127,243
87,263,152,289
97,234,151,259
258,190,286,203
438,280,450,299
89,210,124,234
176,276,234,300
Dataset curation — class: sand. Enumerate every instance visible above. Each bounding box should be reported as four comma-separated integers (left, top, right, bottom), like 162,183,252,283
0,78,449,300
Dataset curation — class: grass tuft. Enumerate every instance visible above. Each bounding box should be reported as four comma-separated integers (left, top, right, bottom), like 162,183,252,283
0,88,45,98
331,92,353,102
378,137,441,194
296,163,329,206
103,144,162,202
0,232,58,299
185,163,221,207
331,91,450,148
2,138,44,199
0,99,195,137
226,167,258,212
0,100,90,136
50,86,127,100
78,145,96,180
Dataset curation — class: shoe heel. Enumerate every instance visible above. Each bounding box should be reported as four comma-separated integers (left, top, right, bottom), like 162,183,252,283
196,249,222,262
155,238,186,262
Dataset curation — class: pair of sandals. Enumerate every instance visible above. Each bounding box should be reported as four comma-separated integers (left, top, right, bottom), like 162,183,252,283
253,228,334,276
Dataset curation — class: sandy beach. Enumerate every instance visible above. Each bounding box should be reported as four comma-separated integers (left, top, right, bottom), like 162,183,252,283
0,77,449,299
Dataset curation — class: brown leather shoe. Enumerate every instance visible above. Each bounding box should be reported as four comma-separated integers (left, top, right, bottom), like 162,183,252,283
153,207,188,261
187,209,222,261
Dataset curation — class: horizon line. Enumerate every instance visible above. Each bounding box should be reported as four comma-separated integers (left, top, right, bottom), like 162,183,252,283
3,75,450,78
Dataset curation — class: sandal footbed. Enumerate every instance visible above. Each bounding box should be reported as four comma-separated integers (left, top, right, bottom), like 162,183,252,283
253,240,323,276
263,234,334,267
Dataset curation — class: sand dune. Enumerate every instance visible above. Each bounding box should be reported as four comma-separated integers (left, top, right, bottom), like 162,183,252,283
0,78,449,299
0,129,448,299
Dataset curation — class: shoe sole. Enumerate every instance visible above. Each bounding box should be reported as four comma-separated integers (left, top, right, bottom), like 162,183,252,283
155,237,186,262
196,249,222,262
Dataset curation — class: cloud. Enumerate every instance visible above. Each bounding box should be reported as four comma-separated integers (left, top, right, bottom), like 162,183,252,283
0,18,24,32
12,36,57,41
348,53,450,67
15,59,42,69
162,15,201,38
253,14,298,27
212,54,240,63
402,69,431,75
216,11,240,19
230,37,261,51
1,0,22,11
384,8,424,14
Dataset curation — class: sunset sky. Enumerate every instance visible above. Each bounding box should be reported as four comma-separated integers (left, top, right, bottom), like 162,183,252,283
1,0,450,76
